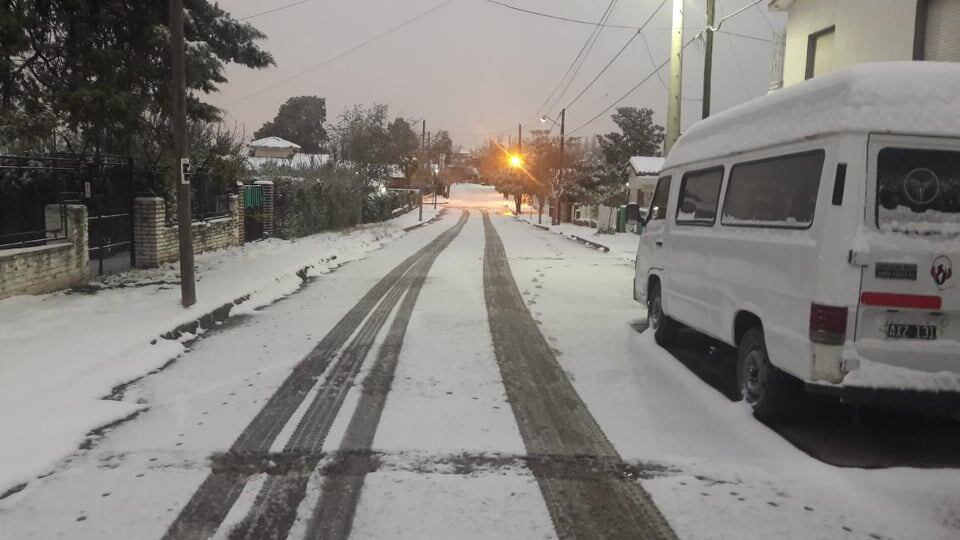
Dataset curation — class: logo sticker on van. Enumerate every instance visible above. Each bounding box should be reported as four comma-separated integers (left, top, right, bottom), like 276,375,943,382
931,256,953,290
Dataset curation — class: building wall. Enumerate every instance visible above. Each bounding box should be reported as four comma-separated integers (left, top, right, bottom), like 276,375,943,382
251,147,296,159
134,196,241,268
0,205,89,300
780,0,918,87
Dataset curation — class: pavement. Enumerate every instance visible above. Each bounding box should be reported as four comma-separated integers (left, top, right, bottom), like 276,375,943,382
1,184,959,539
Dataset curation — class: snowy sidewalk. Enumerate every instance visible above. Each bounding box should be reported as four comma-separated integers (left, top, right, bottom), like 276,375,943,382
517,215,640,262
0,207,439,496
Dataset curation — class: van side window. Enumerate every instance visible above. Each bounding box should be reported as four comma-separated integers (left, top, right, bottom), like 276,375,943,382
676,167,723,226
648,176,671,221
721,150,825,229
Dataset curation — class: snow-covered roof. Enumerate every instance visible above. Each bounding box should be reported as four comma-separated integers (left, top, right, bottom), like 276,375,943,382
629,156,664,176
664,62,960,170
246,153,329,170
249,136,301,149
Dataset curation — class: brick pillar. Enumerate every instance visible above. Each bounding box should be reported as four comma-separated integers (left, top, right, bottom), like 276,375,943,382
228,193,241,246
255,180,275,238
134,197,165,268
45,204,89,281
236,182,245,244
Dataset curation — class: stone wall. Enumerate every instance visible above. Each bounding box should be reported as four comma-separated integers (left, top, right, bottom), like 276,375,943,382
134,196,241,268
0,205,89,300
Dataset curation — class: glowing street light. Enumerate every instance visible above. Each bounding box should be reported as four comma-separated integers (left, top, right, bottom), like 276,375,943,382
508,154,524,168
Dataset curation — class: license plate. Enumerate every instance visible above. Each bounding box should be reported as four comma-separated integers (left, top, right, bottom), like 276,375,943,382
885,323,938,340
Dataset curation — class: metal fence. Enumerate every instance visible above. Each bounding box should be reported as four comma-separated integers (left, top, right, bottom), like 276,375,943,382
0,155,86,249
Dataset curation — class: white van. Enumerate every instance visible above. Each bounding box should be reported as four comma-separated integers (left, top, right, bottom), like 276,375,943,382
630,62,960,420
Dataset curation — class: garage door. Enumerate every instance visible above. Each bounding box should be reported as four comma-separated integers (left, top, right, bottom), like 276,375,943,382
924,0,960,61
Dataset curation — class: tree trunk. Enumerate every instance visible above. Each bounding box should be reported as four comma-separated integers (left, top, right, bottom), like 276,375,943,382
514,193,522,215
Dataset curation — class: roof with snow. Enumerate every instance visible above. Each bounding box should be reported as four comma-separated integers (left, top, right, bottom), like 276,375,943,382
664,62,960,170
629,156,664,176
249,136,301,149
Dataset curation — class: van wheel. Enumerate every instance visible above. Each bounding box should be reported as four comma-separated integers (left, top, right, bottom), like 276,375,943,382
737,328,799,422
648,286,678,347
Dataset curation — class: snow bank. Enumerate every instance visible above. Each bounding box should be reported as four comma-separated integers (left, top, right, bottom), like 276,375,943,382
517,216,640,263
0,207,437,495
666,62,960,169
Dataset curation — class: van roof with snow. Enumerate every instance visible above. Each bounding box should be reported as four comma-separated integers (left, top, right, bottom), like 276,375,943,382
664,62,960,170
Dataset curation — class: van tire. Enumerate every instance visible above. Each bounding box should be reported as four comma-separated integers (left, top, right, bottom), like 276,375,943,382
737,328,799,422
648,286,678,347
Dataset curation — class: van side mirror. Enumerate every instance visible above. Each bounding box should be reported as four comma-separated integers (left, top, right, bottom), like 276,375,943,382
625,203,640,225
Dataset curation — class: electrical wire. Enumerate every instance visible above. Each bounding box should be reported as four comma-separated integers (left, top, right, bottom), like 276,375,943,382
225,0,454,105
239,0,314,21
542,0,619,118
718,2,750,96
534,0,618,122
561,0,669,112
485,0,638,30
568,37,698,135
718,29,773,43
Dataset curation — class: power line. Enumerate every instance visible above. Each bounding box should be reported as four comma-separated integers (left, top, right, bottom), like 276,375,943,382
542,0,619,118
639,29,701,102
225,0,454,105
562,0,669,111
718,29,773,43
239,0,314,21
533,0,618,121
569,37,698,135
718,2,750,95
485,0,638,30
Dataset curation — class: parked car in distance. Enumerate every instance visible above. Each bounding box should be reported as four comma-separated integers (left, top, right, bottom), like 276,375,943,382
628,62,960,421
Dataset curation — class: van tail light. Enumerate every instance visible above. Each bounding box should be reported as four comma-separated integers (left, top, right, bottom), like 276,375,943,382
809,303,848,345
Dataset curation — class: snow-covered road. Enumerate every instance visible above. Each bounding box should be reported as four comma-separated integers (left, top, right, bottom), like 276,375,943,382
1,184,958,539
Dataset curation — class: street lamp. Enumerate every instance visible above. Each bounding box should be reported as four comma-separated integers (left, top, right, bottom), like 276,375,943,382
540,108,566,226
508,154,524,168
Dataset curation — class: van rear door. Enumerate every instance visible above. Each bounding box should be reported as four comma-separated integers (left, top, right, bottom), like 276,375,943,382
853,135,960,374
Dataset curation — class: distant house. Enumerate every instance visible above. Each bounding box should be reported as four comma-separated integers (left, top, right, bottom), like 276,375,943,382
246,152,330,171
628,156,665,207
769,0,959,90
248,136,301,159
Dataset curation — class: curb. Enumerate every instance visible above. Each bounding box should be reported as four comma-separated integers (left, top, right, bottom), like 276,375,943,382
517,218,613,253
403,208,448,232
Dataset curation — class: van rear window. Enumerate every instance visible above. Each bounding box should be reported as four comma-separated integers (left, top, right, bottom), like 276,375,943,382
721,150,825,229
676,168,723,226
877,148,960,236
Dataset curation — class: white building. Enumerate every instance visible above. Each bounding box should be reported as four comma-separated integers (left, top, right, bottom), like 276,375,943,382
248,136,301,159
628,156,665,207
770,0,960,89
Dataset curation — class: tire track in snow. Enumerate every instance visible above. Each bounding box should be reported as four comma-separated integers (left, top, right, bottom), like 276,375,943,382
164,211,468,540
481,211,677,540
303,212,453,539
226,210,470,540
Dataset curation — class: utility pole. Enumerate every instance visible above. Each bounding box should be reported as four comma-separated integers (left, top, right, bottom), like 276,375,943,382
170,0,195,307
419,120,425,221
702,0,716,119
666,0,684,155
517,123,522,154
427,131,432,209
555,109,565,226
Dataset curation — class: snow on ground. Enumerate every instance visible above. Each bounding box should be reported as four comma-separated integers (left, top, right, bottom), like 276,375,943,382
348,208,555,537
517,215,640,262
493,214,960,540
0,206,439,496
0,210,460,538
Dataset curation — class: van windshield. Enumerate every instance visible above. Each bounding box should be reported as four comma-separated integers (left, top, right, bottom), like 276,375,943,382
877,147,960,236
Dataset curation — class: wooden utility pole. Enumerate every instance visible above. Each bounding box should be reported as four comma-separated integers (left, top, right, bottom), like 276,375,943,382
555,109,565,226
666,0,684,155
170,0,195,307
419,120,425,221
517,123,522,154
702,0,716,119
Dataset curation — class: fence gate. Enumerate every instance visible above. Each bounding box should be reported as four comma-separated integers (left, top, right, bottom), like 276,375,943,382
243,184,265,242
82,159,136,276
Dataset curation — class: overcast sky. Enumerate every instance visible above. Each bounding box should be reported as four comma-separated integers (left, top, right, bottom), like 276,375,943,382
209,0,785,150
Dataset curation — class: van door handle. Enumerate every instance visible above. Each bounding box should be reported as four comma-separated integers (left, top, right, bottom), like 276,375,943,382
655,240,664,247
